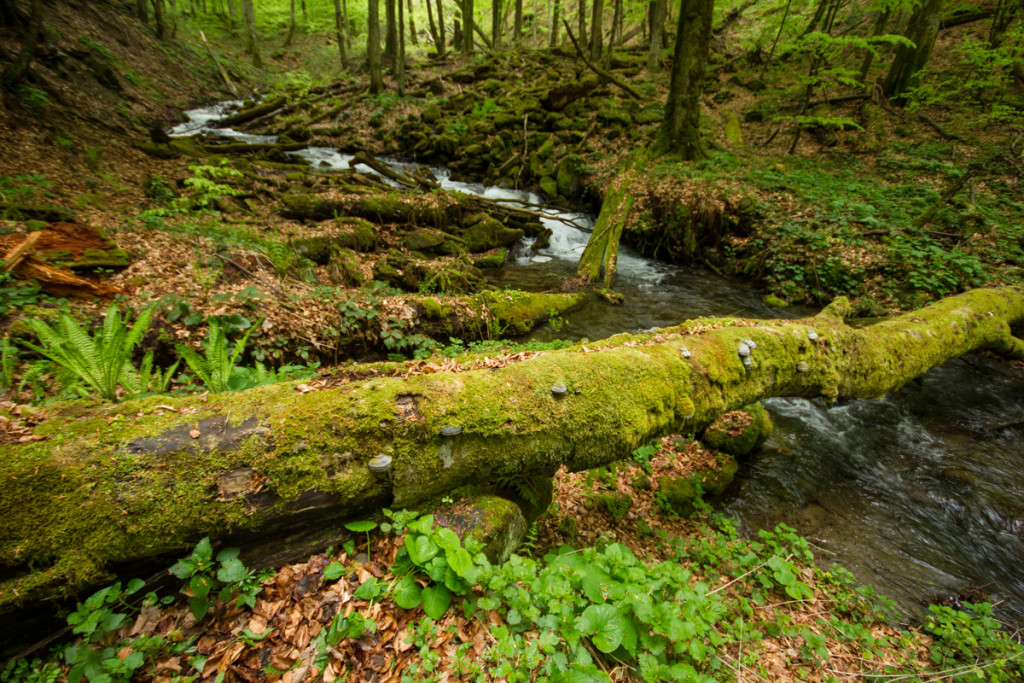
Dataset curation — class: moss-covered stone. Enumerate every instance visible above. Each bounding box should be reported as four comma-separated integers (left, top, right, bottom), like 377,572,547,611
405,230,448,253
658,453,737,516
764,295,788,308
420,104,443,124
539,176,558,199
473,248,507,269
701,403,774,457
460,214,524,253
327,248,364,287
593,491,633,521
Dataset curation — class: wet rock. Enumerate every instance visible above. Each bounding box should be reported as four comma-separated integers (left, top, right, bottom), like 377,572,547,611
460,213,524,253
556,157,581,198
433,494,527,563
539,176,558,199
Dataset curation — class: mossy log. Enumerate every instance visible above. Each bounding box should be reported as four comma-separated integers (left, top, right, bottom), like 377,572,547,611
3,287,1024,612
577,155,643,286
214,96,287,128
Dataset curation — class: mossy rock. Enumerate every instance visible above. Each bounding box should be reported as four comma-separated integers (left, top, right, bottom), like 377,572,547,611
281,191,330,220
723,112,743,145
405,230,448,253
71,247,131,269
592,491,632,522
326,248,364,287
433,494,527,564
420,103,443,124
701,403,774,457
337,217,377,252
539,176,558,200
460,213,524,253
597,109,632,127
472,247,507,269
482,290,585,335
556,158,581,198
764,295,788,308
658,453,738,516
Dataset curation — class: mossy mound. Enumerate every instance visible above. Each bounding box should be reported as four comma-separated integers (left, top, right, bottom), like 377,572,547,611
701,403,774,457
657,453,739,516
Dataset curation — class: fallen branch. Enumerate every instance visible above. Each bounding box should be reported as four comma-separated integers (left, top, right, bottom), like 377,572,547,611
562,20,642,101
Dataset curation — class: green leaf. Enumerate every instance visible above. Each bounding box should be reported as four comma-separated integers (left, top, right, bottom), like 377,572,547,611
405,533,439,566
323,562,345,581
344,520,377,533
421,585,451,619
446,547,474,577
392,574,422,609
579,604,625,653
354,577,382,601
408,515,434,535
216,557,248,584
190,574,214,600
216,547,241,562
189,596,210,621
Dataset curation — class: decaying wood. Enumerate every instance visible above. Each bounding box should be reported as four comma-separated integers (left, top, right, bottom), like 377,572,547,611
1,231,41,272
350,151,438,189
10,257,120,298
3,287,1024,612
199,29,239,97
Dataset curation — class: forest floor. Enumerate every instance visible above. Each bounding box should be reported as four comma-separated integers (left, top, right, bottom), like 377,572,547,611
1,2,1024,681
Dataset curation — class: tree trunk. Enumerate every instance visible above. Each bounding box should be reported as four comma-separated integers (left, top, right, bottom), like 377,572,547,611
436,0,447,53
646,0,665,71
655,0,713,159
333,0,348,66
284,0,296,47
407,0,418,45
858,7,891,83
0,0,41,89
226,0,236,26
883,0,943,101
136,0,149,24
549,0,560,46
578,0,587,47
368,0,385,93
517,0,525,42
385,0,397,68
462,0,475,51
151,0,166,39
426,0,442,53
589,0,603,60
492,0,502,47
4,288,1024,611
398,0,406,95
241,0,261,67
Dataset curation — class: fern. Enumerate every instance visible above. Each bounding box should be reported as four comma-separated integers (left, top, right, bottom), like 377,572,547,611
0,338,17,391
19,304,153,402
138,350,179,394
176,319,252,393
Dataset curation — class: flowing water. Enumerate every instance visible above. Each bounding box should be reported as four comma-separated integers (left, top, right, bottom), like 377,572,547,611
175,103,1024,626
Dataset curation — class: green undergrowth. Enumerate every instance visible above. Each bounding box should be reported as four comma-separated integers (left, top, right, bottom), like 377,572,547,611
6,513,1023,682
649,144,1022,308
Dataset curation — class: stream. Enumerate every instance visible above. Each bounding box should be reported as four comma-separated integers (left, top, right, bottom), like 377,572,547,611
173,104,1024,627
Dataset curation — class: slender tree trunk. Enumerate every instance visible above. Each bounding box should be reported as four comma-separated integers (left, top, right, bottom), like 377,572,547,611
883,0,943,100
611,0,622,45
284,0,296,46
516,0,524,42
655,0,714,160
136,0,149,24
589,0,603,59
989,0,1020,47
408,0,419,45
800,0,828,36
333,0,348,66
549,0,561,46
436,0,447,52
342,0,350,45
240,0,261,66
462,0,475,51
647,0,665,71
426,0,442,53
225,0,236,26
1,0,41,90
368,0,385,93
385,0,397,68
301,0,307,21
493,0,502,47
398,0,407,94
151,0,166,39
767,0,792,62
578,0,587,46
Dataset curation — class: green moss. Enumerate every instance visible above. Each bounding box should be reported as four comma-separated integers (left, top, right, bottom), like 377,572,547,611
482,291,585,335
702,403,774,457
473,248,507,269
461,214,524,253
539,176,558,199
593,491,633,521
764,295,788,308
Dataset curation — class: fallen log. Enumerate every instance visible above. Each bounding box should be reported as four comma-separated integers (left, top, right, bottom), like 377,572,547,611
9,256,119,298
2,287,1024,613
577,153,643,286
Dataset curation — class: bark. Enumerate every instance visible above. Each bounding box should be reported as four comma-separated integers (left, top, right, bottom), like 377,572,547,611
589,0,603,60
150,0,165,39
647,0,665,72
284,0,296,47
385,0,397,68
858,7,891,83
436,0,446,52
517,0,525,43
883,0,944,100
4,288,1024,611
578,0,587,46
241,0,261,67
226,0,236,25
655,0,713,160
368,0,385,93
407,0,418,45
397,0,406,95
549,0,560,46
136,0,149,24
333,0,348,66
492,0,502,47
426,0,443,55
463,0,475,51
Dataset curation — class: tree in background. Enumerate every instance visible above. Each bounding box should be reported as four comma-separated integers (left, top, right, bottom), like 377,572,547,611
368,0,384,92
647,0,665,71
241,0,262,67
883,0,944,100
333,0,348,66
656,0,714,159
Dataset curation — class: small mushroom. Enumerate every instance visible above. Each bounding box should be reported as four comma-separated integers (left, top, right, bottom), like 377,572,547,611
738,343,752,368
807,330,819,340
551,384,568,397
741,338,757,349
368,454,392,473
796,361,809,373
439,425,463,437
680,347,692,358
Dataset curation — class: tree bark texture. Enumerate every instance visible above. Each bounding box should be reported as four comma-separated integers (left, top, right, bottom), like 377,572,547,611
385,0,398,68
407,0,418,45
368,0,384,93
589,0,603,60
4,288,1024,611
883,0,944,100
462,0,475,51
333,0,348,66
646,0,665,71
655,0,713,159
549,0,560,46
241,0,261,67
